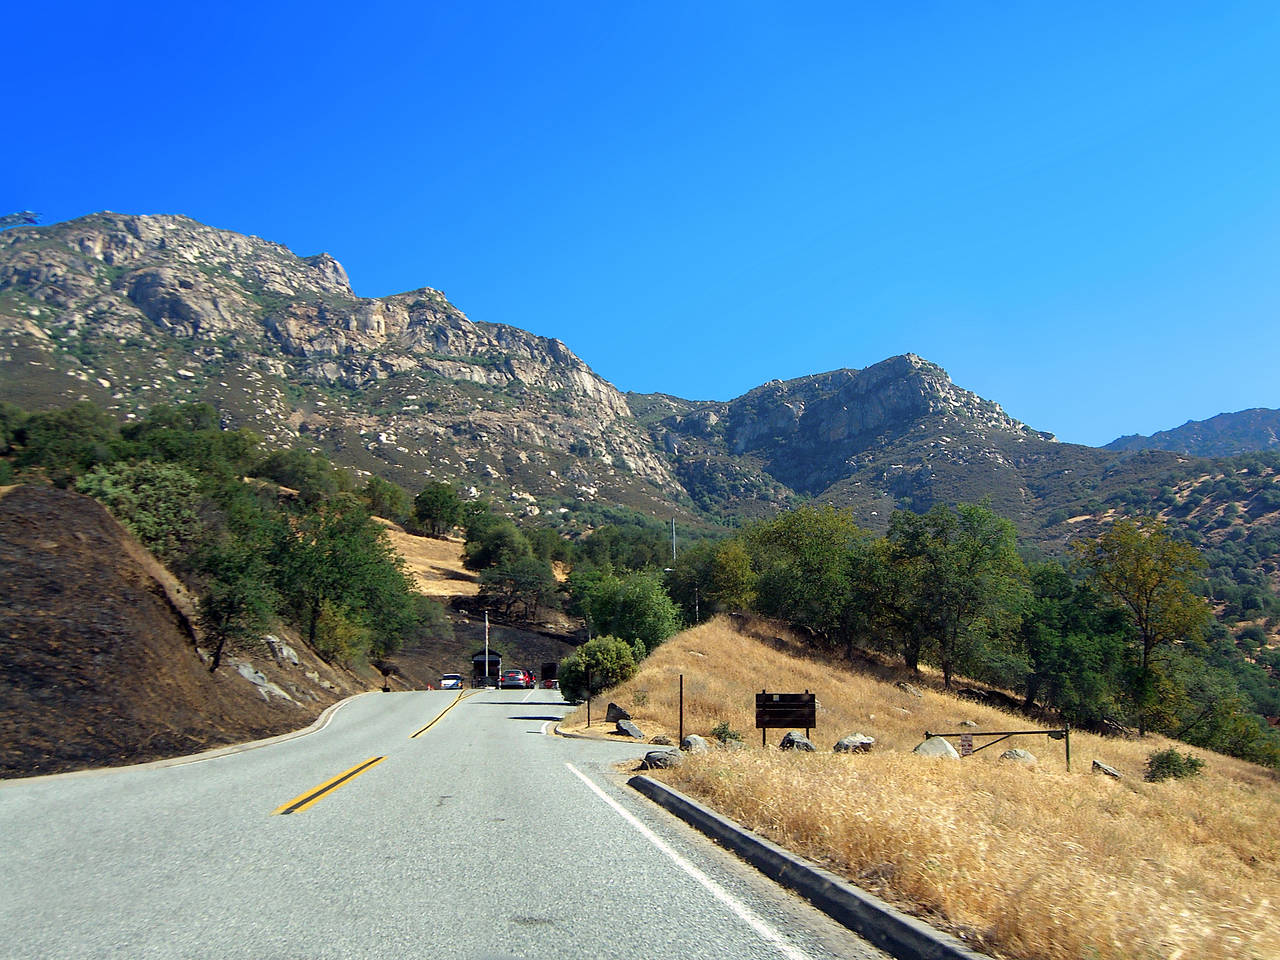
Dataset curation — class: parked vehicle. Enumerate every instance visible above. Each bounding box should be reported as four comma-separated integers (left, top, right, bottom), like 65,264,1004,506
439,674,463,690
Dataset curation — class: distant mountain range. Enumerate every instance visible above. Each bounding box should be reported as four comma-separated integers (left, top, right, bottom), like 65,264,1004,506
1106,409,1280,458
2,212,1277,549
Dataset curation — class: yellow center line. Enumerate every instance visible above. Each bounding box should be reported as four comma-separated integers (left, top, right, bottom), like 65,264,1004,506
272,756,385,815
410,690,471,738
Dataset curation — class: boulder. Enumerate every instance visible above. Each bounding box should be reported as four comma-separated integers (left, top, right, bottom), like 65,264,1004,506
896,681,924,698
649,734,673,745
681,734,710,754
606,702,631,723
959,720,978,728
780,731,816,752
1000,749,1037,765
639,750,682,770
913,736,960,759
834,733,875,753
1093,760,1122,779
264,635,300,666
616,720,645,739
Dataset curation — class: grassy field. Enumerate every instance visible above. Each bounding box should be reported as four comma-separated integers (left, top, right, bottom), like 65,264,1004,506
374,521,480,598
563,616,1280,960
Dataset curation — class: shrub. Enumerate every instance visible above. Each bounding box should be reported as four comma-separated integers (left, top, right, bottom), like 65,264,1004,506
711,720,743,744
557,635,636,703
1144,748,1205,782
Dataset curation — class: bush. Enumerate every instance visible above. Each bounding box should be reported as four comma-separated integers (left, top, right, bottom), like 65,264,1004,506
1144,748,1205,782
557,635,636,703
711,720,742,744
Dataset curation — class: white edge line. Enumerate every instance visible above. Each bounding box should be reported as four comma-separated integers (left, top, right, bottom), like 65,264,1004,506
565,762,811,960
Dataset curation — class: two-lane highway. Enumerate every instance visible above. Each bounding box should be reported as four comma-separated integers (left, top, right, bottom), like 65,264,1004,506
1,689,887,959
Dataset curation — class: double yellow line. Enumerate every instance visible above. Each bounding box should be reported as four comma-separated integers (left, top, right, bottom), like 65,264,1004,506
410,689,470,738
273,691,470,815
272,756,385,815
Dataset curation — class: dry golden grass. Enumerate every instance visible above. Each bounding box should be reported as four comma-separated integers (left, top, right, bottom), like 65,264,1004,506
565,616,1280,960
374,520,479,598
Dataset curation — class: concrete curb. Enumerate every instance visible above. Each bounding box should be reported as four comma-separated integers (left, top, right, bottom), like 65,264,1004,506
628,775,991,960
0,691,377,787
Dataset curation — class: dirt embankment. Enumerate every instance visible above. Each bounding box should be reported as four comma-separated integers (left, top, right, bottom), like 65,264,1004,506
0,485,362,779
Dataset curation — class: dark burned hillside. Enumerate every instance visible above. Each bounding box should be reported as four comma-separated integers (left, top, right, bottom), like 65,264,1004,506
0,485,357,778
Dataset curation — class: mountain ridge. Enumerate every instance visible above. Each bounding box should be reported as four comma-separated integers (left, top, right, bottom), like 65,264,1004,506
1105,408,1280,458
0,211,1273,539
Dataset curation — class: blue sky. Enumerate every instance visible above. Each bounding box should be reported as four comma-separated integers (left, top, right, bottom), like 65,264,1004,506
7,2,1279,446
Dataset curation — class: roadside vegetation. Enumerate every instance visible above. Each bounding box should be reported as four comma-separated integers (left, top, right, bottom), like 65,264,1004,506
573,616,1280,960
0,399,449,669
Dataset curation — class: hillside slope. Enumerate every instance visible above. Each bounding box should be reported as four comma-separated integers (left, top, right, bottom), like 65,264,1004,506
0,485,361,778
569,615,1280,960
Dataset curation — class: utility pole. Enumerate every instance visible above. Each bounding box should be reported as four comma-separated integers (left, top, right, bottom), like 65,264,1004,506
484,611,490,685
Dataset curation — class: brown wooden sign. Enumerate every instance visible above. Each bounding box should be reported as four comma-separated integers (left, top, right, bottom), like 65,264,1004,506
756,691,816,730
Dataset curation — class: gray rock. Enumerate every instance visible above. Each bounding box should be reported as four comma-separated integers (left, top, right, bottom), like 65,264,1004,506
639,750,682,769
896,681,924,698
780,731,816,751
834,733,875,753
721,738,747,752
616,719,645,739
1000,748,1037,765
681,734,710,754
235,662,296,703
649,734,673,745
913,736,960,758
1093,760,1122,779
959,720,978,728
606,702,631,723
264,635,299,665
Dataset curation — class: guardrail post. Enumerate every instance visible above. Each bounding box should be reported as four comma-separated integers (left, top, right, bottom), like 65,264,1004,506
679,674,684,745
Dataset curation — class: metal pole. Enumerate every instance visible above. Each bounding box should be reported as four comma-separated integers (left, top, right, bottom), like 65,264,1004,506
484,612,490,685
586,661,591,728
679,674,684,744
1065,722,1071,772
762,689,767,748
671,516,676,562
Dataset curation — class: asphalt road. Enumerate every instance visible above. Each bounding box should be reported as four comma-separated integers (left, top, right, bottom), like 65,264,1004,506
0,689,889,960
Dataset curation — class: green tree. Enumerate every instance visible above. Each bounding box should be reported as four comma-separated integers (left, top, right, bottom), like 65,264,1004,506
557,635,636,703
745,505,867,652
707,539,758,613
413,482,463,537
1018,562,1128,724
1074,517,1212,735
75,460,203,564
362,476,411,525
884,503,1027,686
463,513,533,571
578,571,680,657
16,401,120,484
479,556,558,620
272,495,419,658
252,448,348,505
197,537,277,673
